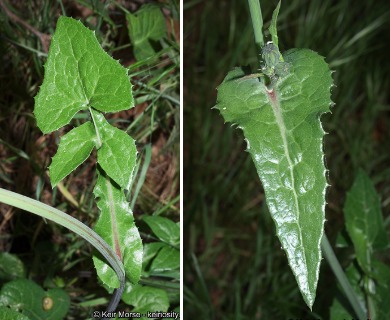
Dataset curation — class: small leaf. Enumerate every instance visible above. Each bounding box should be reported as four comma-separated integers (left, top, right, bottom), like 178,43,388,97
0,253,26,282
216,48,333,308
91,109,137,190
122,284,169,317
344,169,389,272
34,16,133,133
0,279,70,320
143,216,180,247
150,245,180,273
126,4,167,61
269,0,281,47
49,121,96,187
93,167,143,288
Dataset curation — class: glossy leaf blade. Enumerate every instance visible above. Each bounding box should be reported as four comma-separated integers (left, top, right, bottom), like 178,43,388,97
91,109,137,190
216,49,333,308
49,121,96,187
34,16,133,133
92,167,143,288
344,169,389,272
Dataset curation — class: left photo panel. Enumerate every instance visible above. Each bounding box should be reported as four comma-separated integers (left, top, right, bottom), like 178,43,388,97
0,1,180,319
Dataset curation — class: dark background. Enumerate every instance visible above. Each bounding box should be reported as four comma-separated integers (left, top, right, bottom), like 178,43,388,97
184,0,390,318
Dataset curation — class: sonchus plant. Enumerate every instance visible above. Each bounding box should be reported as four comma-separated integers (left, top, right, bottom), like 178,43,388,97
1,16,143,316
215,1,333,309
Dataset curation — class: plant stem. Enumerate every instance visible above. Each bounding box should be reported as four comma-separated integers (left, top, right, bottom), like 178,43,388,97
0,187,124,317
247,0,264,54
89,107,102,148
321,234,367,320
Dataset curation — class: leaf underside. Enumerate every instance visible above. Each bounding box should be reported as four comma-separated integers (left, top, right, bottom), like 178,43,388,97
216,48,333,308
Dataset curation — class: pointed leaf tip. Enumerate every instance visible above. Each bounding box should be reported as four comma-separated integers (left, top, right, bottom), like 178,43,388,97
216,48,333,308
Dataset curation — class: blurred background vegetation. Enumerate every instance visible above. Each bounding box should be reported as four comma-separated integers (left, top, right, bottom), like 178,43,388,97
184,0,390,318
0,0,179,318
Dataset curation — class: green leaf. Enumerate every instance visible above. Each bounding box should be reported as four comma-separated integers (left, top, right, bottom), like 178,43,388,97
122,284,169,318
91,109,137,190
268,0,281,47
49,121,96,187
0,253,26,282
0,307,30,320
0,279,70,320
142,242,165,268
34,16,133,133
330,261,390,319
150,245,180,273
92,167,143,288
216,48,333,308
330,263,366,320
126,4,167,61
344,169,389,272
371,260,390,318
143,216,180,247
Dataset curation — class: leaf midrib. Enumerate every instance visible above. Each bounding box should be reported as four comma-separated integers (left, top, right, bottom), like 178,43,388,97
266,86,309,280
105,177,122,261
67,30,89,107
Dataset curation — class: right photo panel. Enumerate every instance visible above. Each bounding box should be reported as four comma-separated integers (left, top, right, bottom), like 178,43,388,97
184,0,390,319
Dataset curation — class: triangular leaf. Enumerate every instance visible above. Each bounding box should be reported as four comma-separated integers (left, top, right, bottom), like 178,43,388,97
49,121,96,187
92,167,143,288
34,16,133,133
216,48,333,308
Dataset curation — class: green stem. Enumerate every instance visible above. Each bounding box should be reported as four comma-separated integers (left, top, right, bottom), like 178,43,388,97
321,234,367,320
0,188,124,318
89,107,102,148
247,0,264,53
